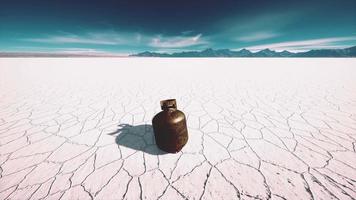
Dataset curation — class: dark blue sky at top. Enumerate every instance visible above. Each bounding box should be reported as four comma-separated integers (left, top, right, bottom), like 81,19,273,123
0,0,355,54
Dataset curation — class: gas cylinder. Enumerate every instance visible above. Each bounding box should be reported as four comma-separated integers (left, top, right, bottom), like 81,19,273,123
152,99,188,153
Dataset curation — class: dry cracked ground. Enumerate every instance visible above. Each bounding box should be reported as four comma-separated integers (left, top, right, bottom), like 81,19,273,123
0,58,355,200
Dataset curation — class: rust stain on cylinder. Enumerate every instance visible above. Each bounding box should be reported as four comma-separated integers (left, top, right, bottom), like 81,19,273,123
152,99,188,153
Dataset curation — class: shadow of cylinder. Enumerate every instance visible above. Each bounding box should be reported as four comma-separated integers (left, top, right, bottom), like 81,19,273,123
108,123,168,155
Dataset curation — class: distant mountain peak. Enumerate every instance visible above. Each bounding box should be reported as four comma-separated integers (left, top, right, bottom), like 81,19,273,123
261,48,274,52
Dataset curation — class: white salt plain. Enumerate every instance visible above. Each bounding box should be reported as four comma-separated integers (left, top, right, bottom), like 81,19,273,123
0,58,355,199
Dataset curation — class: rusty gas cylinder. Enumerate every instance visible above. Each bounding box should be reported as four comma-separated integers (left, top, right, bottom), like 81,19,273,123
152,99,188,153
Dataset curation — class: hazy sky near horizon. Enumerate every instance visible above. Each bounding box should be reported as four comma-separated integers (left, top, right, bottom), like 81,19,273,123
1,0,355,54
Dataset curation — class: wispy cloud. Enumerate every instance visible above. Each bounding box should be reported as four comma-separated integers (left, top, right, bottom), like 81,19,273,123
17,30,210,54
236,31,280,42
149,34,207,48
24,31,126,45
8,46,128,56
241,36,356,52
23,31,208,50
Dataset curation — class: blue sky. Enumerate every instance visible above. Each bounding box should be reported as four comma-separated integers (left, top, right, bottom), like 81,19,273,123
0,0,355,55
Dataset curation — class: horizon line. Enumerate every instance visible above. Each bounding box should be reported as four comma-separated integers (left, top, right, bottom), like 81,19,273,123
1,44,355,58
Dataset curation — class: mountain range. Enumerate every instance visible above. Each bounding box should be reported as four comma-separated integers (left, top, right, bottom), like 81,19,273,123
131,46,356,57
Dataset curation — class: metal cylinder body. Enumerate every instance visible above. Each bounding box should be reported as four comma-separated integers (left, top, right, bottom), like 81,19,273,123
152,99,188,153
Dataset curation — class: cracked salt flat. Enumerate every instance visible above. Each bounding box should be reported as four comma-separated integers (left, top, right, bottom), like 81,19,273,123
0,58,356,200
